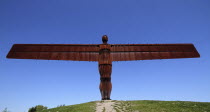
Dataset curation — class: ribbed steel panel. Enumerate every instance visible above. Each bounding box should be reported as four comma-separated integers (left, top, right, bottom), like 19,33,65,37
7,44,100,61
111,44,200,61
111,44,197,52
9,44,99,52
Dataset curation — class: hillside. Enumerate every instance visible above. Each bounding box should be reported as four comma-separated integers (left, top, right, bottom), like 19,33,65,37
37,100,210,112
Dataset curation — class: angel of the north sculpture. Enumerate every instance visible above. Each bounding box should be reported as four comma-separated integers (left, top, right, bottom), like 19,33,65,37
7,35,200,100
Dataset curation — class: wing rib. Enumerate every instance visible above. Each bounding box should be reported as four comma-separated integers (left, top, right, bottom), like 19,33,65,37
111,44,200,61
7,44,100,61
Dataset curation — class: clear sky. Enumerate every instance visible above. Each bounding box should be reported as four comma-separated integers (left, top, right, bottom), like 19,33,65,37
0,0,210,112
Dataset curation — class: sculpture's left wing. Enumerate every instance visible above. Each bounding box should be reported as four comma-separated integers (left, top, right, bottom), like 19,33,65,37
7,44,100,61
111,44,200,61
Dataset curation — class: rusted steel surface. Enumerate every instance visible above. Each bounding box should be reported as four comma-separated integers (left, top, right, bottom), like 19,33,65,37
6,35,200,100
111,44,197,51
7,44,100,61
98,44,112,100
111,44,200,61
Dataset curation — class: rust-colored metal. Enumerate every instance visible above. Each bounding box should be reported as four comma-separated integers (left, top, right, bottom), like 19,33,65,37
110,44,199,61
7,44,100,61
7,35,200,100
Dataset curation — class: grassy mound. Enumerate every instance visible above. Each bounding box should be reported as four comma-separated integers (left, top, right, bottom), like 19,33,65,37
37,101,96,112
37,100,210,112
116,100,210,112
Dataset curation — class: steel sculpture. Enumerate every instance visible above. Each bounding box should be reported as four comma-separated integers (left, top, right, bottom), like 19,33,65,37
7,35,200,100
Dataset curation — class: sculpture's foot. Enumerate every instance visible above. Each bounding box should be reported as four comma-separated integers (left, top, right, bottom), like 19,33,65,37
102,98,111,100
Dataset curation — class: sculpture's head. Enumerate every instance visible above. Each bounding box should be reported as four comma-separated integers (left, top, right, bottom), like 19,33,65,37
102,35,108,44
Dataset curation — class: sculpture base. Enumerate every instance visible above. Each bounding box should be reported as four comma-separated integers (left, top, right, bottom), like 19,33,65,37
102,98,111,100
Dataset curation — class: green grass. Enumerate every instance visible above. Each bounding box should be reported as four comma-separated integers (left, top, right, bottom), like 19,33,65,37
36,100,210,112
125,100,210,112
37,101,96,112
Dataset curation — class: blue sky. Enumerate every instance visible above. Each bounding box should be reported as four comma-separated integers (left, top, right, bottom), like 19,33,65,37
0,0,210,112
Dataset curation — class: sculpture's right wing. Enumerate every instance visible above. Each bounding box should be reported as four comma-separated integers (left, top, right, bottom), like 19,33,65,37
7,44,100,61
111,44,200,61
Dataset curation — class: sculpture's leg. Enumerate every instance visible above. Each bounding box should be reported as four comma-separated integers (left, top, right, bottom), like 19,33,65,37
99,64,112,100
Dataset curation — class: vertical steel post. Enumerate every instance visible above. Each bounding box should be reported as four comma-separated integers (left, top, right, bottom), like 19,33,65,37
98,35,112,100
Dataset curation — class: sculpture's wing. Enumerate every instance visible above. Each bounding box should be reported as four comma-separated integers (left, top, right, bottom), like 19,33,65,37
111,44,200,61
7,44,99,61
